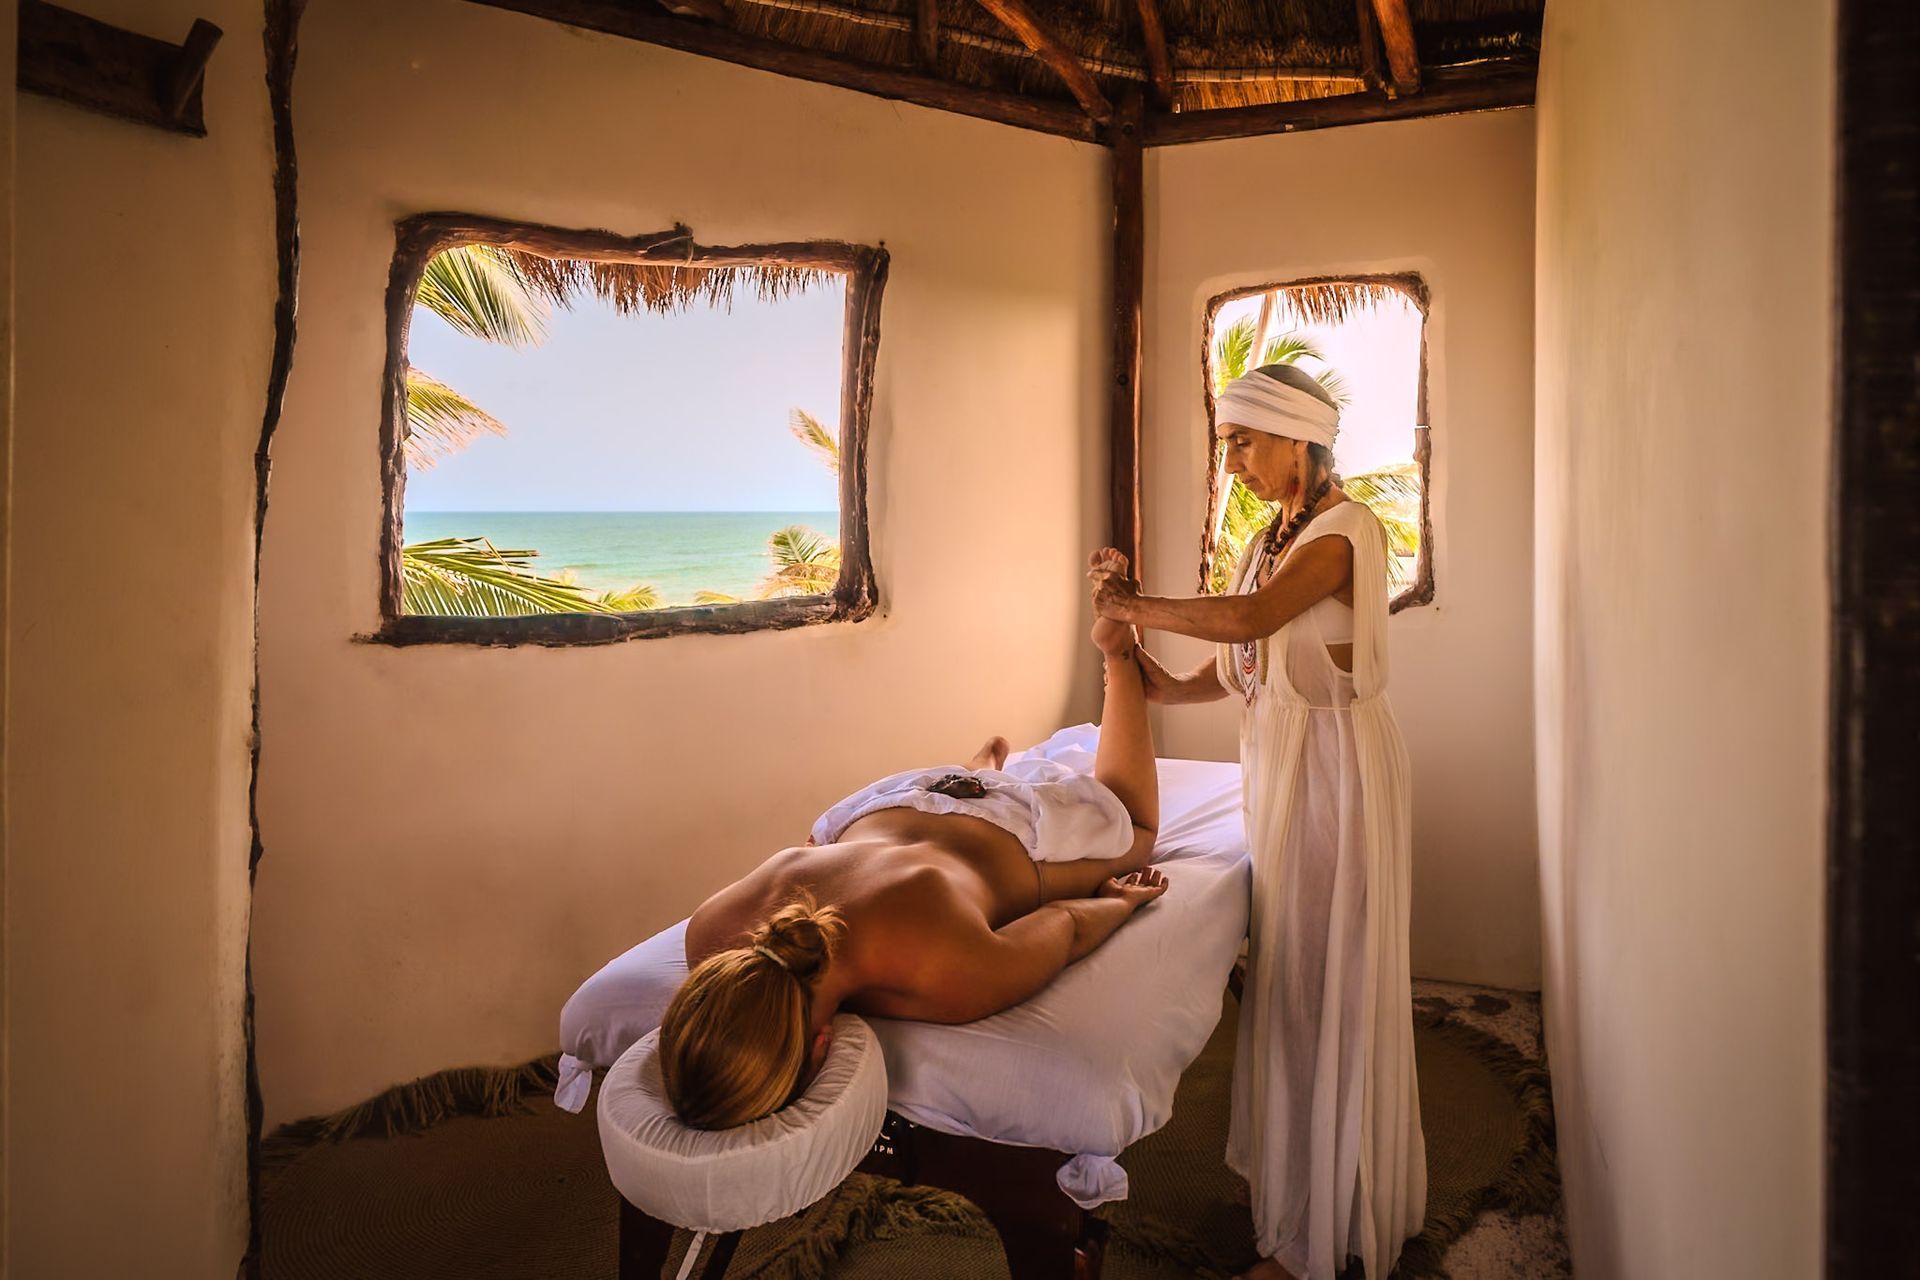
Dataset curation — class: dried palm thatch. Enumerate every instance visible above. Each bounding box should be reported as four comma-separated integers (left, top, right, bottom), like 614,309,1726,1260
1209,273,1427,331
496,248,837,316
722,0,1541,113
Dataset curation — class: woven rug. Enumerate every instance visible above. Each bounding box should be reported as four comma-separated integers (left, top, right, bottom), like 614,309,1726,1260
261,994,1555,1279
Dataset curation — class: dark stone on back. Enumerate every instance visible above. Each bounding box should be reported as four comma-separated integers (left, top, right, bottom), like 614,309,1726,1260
926,774,988,800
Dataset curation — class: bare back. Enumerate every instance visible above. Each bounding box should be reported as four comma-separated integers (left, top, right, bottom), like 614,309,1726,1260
684,807,1057,1023
687,637,1176,1030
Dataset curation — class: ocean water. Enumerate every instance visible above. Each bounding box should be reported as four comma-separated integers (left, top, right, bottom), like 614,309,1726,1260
403,511,839,604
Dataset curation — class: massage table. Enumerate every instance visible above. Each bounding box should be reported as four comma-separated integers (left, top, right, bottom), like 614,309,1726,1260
557,728,1251,1279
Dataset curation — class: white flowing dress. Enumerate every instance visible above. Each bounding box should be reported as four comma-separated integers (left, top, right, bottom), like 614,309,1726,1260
1218,500,1426,1280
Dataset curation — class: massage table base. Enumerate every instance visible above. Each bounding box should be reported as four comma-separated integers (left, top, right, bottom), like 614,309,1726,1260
616,1110,1109,1280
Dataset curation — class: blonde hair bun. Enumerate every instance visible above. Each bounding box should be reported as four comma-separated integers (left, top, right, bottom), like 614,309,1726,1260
751,894,844,987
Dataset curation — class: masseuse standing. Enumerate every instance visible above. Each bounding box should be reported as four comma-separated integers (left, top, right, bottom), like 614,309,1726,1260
1090,364,1424,1280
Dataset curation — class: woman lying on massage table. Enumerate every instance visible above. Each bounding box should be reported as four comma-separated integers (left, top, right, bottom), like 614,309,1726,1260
661,616,1167,1131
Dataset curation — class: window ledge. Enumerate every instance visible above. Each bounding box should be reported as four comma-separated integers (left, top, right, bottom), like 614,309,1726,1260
360,594,874,648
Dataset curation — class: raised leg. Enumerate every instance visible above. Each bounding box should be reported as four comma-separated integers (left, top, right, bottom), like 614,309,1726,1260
1037,630,1161,903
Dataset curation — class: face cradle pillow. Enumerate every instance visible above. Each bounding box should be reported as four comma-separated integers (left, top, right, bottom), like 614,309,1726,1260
596,1013,888,1241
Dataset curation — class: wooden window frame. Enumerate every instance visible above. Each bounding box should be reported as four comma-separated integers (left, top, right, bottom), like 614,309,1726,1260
368,213,887,647
1196,272,1434,613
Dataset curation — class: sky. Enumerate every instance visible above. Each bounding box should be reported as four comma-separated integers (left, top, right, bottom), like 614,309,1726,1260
405,275,847,513
403,270,1422,513
1213,288,1424,477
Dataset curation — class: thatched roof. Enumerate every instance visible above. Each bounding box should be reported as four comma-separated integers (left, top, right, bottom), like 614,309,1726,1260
724,0,1541,112
497,248,835,315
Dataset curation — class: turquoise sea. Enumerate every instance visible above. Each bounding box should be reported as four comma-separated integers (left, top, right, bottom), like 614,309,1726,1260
403,511,838,604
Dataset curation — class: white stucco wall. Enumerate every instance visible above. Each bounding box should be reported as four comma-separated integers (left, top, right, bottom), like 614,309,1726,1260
1533,0,1831,1275
256,0,1110,1125
7,0,272,1270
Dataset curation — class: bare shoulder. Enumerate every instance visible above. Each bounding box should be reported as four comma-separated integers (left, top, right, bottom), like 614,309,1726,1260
685,846,807,965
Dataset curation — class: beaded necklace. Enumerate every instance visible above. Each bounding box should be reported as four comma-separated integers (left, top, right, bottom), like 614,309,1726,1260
1235,479,1333,703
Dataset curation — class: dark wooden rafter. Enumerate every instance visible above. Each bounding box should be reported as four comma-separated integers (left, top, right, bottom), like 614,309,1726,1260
1108,91,1145,576
1132,0,1174,108
1352,0,1388,95
469,0,1097,141
1145,63,1530,145
464,1,1538,147
1369,0,1422,96
916,0,940,71
656,0,729,23
972,0,1113,123
17,0,223,136
371,214,887,647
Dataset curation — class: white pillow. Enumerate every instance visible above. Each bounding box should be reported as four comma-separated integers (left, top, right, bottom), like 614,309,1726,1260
596,1013,889,1234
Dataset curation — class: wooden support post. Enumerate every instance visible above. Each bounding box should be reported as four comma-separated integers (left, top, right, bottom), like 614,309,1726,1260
915,0,940,70
1828,0,1920,1270
1352,0,1388,96
973,0,1113,123
1109,91,1145,578
1369,0,1421,96
1132,0,1174,108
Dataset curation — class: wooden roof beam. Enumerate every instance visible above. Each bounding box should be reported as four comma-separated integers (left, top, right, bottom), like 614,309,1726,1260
468,0,1097,140
656,0,728,22
1133,0,1175,108
916,0,940,70
1370,0,1421,96
1352,0,1388,95
971,0,1113,123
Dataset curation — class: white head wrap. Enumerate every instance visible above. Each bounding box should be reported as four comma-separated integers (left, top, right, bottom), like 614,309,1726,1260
1215,368,1340,448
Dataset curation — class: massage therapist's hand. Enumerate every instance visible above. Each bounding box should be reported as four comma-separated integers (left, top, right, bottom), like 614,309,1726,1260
1088,547,1142,622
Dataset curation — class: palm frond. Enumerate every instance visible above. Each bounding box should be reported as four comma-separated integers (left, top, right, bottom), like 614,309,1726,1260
757,524,841,598
1260,333,1325,366
404,368,508,471
1344,461,1423,511
1213,321,1334,396
400,537,607,617
415,245,548,347
1344,462,1424,587
1314,366,1352,408
598,583,663,612
1209,473,1280,594
693,590,741,605
1213,317,1256,391
789,408,840,476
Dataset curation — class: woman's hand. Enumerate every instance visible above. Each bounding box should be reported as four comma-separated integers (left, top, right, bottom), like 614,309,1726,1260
1088,547,1141,622
1136,652,1178,703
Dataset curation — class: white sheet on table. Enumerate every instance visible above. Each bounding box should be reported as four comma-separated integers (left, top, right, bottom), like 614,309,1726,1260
557,725,1249,1207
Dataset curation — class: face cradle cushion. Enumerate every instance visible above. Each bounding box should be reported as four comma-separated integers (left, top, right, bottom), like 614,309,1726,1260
595,1013,888,1236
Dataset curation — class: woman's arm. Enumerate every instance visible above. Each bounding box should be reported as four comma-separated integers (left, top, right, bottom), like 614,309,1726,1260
1135,645,1229,705
1096,536,1352,645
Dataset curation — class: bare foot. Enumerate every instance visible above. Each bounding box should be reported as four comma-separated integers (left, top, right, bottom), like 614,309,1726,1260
967,736,1010,771
1233,1261,1300,1280
1091,613,1136,658
1097,866,1168,908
